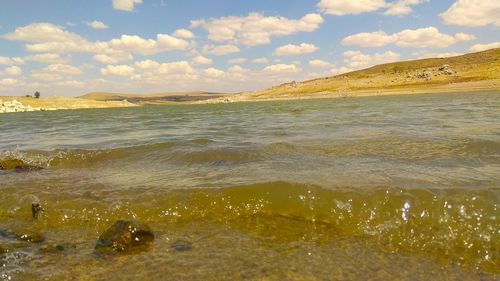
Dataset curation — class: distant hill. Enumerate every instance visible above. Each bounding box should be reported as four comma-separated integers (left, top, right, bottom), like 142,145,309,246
250,48,500,99
79,91,227,104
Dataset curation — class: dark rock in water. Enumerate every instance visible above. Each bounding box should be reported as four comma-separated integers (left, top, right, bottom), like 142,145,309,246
170,239,192,252
0,229,45,243
0,245,5,254
16,230,45,243
95,220,154,253
32,202,44,219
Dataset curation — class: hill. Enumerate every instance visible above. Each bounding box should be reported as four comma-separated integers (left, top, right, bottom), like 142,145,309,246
79,91,227,104
246,48,500,100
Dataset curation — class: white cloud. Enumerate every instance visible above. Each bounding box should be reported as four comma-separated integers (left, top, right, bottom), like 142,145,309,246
113,0,143,12
107,34,190,56
173,29,195,39
24,53,70,64
192,55,213,65
93,53,133,64
0,56,24,65
252,57,269,64
86,20,109,29
414,51,463,59
274,43,318,56
44,64,83,75
191,13,323,46
3,23,86,47
228,58,247,64
263,64,301,74
309,59,334,68
343,50,400,69
101,65,135,76
384,0,429,16
318,0,428,16
318,0,387,16
3,23,190,58
202,44,240,56
0,78,18,86
342,31,396,47
30,63,83,82
342,27,475,48
2,66,22,76
441,0,500,27
204,67,226,78
469,42,500,52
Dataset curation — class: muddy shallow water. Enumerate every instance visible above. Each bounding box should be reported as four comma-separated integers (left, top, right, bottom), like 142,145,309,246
1,92,499,280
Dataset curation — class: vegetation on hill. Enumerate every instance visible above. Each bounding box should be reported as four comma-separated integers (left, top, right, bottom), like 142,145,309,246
252,48,500,98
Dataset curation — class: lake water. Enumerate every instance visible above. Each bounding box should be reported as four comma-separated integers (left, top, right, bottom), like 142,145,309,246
1,92,499,280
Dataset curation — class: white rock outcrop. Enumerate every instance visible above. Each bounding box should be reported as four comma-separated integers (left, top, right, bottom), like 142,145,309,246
0,100,41,113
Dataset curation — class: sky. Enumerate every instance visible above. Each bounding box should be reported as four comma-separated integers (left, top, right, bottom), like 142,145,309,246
0,0,499,97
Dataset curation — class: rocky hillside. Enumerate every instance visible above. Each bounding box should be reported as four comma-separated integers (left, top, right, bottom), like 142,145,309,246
253,48,500,98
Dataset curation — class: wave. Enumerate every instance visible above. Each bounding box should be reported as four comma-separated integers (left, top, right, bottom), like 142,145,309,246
2,137,499,170
3,181,495,272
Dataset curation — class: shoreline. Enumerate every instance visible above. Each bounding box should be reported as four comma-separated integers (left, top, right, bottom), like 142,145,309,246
204,79,500,104
1,80,499,113
0,96,137,114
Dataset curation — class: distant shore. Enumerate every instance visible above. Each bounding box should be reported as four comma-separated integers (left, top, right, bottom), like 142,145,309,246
1,80,499,114
0,96,136,114
205,79,500,104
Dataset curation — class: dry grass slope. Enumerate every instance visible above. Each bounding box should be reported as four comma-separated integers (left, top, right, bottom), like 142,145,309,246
252,48,500,99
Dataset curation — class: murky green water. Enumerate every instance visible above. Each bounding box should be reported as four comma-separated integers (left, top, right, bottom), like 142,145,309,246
1,92,499,280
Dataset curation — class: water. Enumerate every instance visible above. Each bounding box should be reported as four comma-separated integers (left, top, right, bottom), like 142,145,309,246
0,92,499,280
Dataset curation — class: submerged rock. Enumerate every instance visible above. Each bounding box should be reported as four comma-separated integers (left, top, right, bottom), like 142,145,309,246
95,220,154,253
31,202,44,219
170,239,192,252
0,229,45,244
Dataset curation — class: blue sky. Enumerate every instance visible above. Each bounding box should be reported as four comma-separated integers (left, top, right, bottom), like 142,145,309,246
0,0,499,96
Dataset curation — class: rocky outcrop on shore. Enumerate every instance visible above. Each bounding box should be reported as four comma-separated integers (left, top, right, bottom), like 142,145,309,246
0,99,41,113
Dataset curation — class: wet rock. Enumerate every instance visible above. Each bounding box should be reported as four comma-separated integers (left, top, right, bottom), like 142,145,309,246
95,220,154,253
17,231,45,243
0,229,45,243
31,203,44,219
170,239,192,252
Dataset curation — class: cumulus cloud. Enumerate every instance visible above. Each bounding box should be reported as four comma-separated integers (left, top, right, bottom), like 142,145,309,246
384,0,429,16
318,0,428,16
191,13,323,46
2,23,191,63
0,78,18,86
30,64,82,81
414,51,463,59
93,53,133,64
204,67,226,78
309,59,335,68
24,53,70,64
192,55,213,65
2,66,22,76
0,56,24,65
318,0,387,16
263,64,301,74
173,29,196,39
469,42,500,52
274,43,318,56
441,0,500,27
202,44,240,56
228,58,247,64
252,57,269,64
101,65,135,76
113,0,143,12
86,20,109,29
343,50,400,69
342,27,475,48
